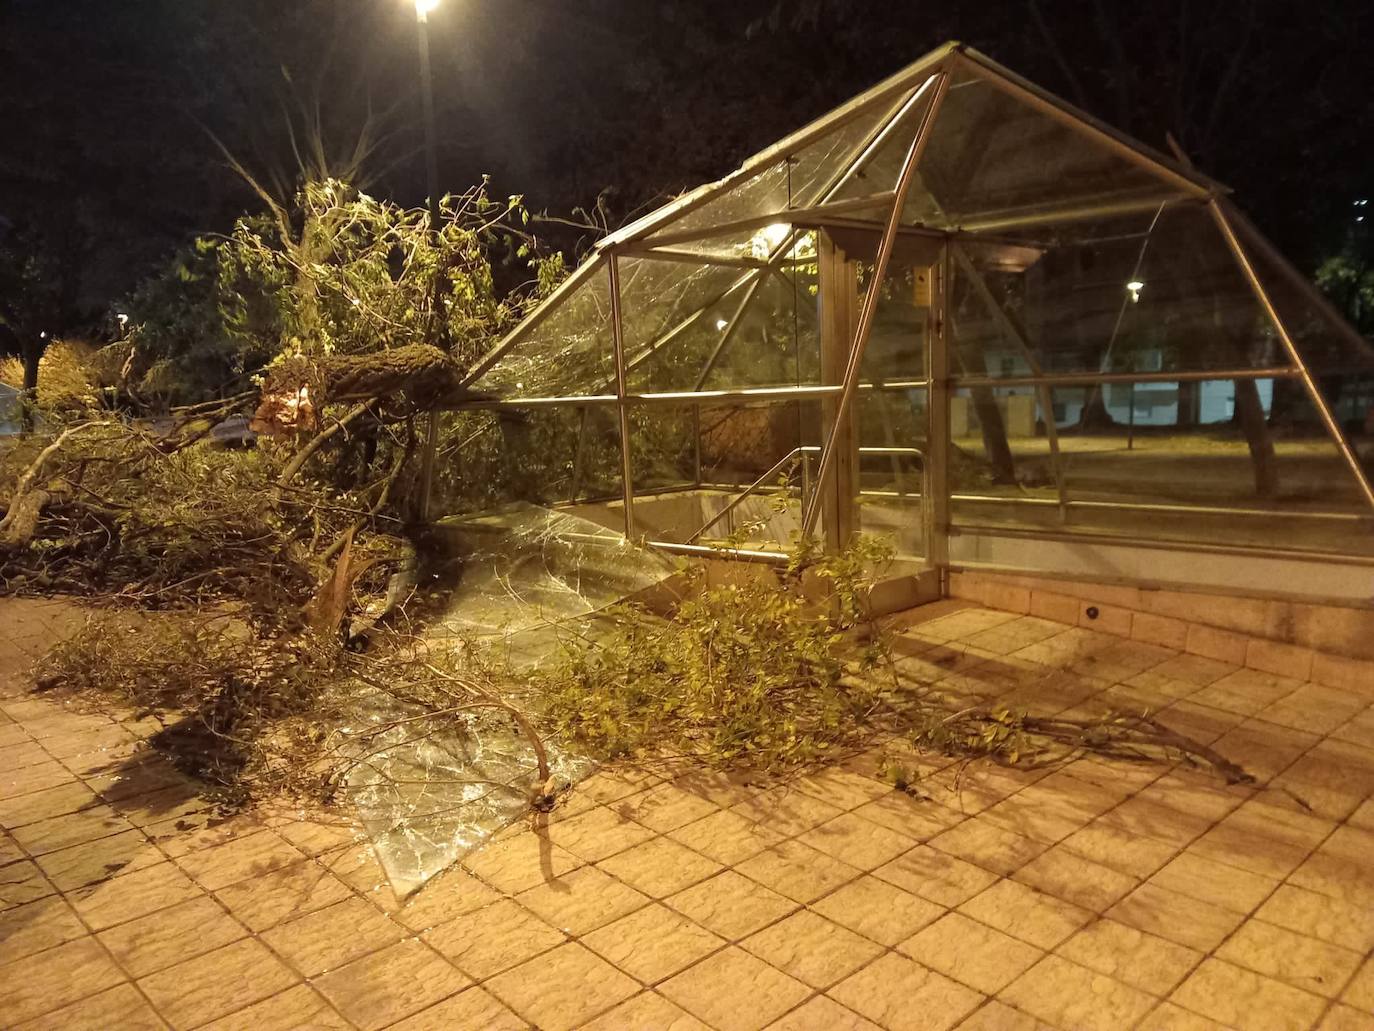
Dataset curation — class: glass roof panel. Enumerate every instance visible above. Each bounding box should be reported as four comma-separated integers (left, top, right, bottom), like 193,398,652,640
910,68,1183,229
470,259,614,397
950,204,1295,379
628,254,822,392
640,85,929,246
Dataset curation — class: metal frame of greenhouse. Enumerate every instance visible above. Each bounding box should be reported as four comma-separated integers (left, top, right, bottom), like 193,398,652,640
440,41,1374,603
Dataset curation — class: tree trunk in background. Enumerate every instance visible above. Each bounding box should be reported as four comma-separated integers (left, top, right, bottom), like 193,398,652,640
19,336,41,434
1234,377,1277,496
971,388,1016,484
1176,380,1199,429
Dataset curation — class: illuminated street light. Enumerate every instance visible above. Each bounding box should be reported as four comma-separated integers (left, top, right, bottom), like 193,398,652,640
414,0,440,20
1126,279,1145,303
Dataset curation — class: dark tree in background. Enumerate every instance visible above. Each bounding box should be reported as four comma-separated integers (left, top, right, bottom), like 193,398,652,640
1,0,1371,336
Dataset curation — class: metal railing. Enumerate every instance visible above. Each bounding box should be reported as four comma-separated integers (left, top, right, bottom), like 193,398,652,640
690,445,924,543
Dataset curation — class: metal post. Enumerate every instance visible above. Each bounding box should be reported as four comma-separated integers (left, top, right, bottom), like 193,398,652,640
415,5,444,520
1210,200,1374,512
608,255,637,537
928,246,951,572
1128,380,1136,451
802,70,951,539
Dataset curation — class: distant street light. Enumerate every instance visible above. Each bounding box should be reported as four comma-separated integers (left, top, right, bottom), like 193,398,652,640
415,0,441,17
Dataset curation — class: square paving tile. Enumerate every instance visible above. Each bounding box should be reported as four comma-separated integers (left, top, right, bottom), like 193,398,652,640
99,894,247,978
958,878,1093,950
261,895,406,976
424,897,565,979
668,870,798,940
928,817,1048,876
616,783,719,832
830,952,984,1031
874,845,999,907
383,986,527,1031
764,996,881,1030
742,909,882,989
196,984,351,1031
1215,919,1363,999
1056,917,1201,996
1148,850,1279,914
730,787,845,837
583,901,724,984
461,832,583,895
0,896,87,964
138,937,298,1029
516,863,649,935
1256,883,1374,954
542,804,657,862
10,804,135,856
0,858,54,910
173,828,302,890
486,941,639,1031
850,793,967,839
213,857,353,932
584,991,712,1030
1000,954,1156,1031
799,811,918,870
0,780,99,827
1170,957,1327,1031
660,946,811,1031
1107,881,1245,953
68,860,201,931
794,766,894,809
0,937,127,1026
1011,843,1139,912
670,808,786,865
810,874,945,947
388,866,502,932
31,827,162,891
1060,821,1178,879
11,982,166,1031
736,839,862,903
597,835,721,897
313,938,470,1030
899,911,1042,994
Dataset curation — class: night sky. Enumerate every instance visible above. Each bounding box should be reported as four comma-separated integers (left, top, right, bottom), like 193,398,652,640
3,0,1372,333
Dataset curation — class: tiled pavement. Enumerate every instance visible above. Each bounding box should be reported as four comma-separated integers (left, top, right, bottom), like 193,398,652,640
3,596,1374,1030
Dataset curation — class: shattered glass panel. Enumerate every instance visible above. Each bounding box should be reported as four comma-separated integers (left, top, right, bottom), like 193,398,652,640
629,256,822,392
618,257,748,387
470,259,614,398
642,96,910,245
347,506,678,897
911,68,1183,229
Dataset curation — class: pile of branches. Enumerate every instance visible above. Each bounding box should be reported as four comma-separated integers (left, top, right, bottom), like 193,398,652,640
539,532,1254,787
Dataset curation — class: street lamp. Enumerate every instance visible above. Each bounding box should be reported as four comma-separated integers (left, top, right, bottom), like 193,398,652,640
414,0,441,237
413,0,443,518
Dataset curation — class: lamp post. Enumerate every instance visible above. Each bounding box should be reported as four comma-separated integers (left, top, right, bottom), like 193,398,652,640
414,0,442,519
415,0,442,236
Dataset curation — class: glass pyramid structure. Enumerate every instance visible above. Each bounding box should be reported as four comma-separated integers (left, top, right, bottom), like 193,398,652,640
445,42,1374,570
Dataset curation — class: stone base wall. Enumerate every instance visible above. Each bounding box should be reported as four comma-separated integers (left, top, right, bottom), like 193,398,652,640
949,569,1374,699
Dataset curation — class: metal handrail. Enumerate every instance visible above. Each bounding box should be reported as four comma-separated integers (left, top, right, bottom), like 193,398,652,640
690,446,924,543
